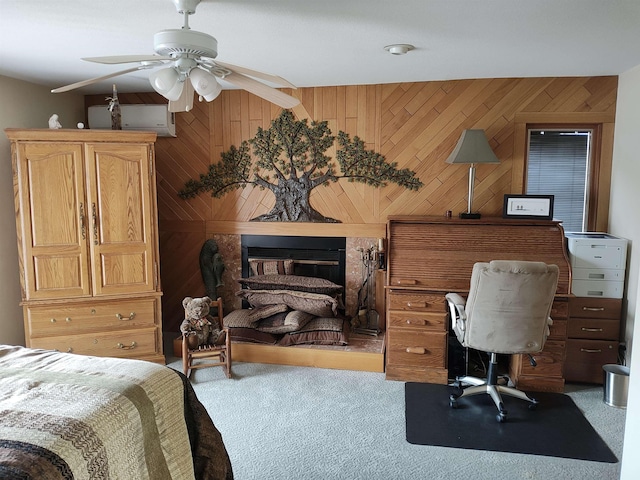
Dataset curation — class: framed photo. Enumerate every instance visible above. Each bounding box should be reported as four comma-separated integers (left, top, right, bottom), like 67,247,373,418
502,194,554,220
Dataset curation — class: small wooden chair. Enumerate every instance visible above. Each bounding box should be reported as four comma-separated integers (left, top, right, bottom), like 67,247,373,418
182,297,232,379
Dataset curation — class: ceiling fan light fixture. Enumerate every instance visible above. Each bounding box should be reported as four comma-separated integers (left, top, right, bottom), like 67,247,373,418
190,68,222,101
52,0,299,110
150,67,184,101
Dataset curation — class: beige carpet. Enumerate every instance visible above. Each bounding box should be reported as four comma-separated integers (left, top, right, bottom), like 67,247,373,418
167,358,625,480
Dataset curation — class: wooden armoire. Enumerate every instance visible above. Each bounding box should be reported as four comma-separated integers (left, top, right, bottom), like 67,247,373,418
6,129,164,363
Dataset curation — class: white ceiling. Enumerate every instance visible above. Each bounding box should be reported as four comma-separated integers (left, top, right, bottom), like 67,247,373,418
1,0,640,96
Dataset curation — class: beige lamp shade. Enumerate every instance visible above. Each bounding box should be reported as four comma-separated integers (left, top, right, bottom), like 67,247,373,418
445,129,500,165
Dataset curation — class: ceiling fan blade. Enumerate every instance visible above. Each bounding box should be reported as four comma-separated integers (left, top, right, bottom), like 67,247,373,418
223,72,300,109
168,80,195,113
83,55,171,65
51,66,145,93
215,61,297,89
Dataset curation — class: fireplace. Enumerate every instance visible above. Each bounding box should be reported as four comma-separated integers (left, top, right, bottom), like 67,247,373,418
241,234,347,293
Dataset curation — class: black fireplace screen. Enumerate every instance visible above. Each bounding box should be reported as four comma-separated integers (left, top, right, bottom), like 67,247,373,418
241,235,346,289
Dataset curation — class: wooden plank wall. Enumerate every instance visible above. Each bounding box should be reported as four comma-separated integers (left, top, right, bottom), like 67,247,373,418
86,75,618,332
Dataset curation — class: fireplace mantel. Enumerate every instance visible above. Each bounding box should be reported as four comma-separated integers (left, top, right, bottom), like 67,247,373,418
205,221,385,238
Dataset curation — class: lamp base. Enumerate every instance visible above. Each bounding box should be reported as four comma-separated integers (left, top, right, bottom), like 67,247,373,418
459,212,481,219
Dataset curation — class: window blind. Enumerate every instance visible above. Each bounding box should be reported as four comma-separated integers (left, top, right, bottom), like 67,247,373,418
526,131,590,232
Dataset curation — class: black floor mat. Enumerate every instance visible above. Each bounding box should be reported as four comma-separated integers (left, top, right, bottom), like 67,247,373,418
405,382,618,463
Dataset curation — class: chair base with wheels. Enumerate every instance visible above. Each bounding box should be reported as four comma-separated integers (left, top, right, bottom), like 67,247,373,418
182,297,232,379
449,352,537,423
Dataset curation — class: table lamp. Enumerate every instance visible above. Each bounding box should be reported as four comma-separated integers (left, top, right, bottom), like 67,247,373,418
445,129,500,219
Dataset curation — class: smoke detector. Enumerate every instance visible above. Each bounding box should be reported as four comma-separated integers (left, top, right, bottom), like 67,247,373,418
384,44,415,55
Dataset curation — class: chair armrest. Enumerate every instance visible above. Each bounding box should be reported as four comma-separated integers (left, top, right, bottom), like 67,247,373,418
445,293,467,341
445,292,466,308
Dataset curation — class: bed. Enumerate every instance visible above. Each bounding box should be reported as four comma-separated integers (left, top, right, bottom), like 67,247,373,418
0,344,233,480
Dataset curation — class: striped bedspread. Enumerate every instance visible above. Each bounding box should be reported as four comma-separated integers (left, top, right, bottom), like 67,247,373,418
0,345,232,480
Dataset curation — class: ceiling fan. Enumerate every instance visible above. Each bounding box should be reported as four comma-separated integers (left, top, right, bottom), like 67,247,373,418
51,0,300,112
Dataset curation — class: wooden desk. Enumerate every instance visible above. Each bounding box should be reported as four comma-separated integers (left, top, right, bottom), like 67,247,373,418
385,216,571,392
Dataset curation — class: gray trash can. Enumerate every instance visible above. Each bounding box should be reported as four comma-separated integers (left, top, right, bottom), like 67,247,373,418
603,364,630,408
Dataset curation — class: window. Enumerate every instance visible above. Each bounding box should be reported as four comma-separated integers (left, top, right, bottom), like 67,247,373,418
526,129,592,232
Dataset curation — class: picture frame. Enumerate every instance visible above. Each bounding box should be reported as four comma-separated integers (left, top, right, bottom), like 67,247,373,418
502,194,554,220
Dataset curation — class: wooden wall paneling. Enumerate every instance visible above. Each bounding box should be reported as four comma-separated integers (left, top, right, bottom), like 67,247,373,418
384,86,443,148
159,227,207,333
323,86,338,119
344,85,359,118
542,78,589,112
335,86,346,132
91,76,619,334
557,84,594,113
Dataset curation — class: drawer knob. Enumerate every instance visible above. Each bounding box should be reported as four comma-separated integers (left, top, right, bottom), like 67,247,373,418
396,279,418,286
116,341,137,350
581,327,603,332
582,306,605,312
66,347,73,353
116,312,136,321
406,347,426,355
50,318,56,323
65,317,72,322
580,348,602,353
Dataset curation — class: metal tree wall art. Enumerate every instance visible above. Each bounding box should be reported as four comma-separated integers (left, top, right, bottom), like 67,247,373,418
179,110,423,222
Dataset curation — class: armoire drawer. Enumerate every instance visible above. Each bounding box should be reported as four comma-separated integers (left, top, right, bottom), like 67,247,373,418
28,327,160,358
25,299,158,337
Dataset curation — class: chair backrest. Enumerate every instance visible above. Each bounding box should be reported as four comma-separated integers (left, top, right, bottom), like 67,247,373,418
210,297,224,329
461,260,559,354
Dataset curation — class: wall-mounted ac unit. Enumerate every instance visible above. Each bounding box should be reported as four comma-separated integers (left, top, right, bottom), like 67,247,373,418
88,104,176,137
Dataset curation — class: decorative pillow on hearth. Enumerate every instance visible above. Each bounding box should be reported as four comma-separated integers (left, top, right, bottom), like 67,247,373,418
239,274,343,295
255,310,316,334
278,317,348,346
224,305,289,328
237,289,339,317
249,259,295,276
247,304,289,322
228,327,280,344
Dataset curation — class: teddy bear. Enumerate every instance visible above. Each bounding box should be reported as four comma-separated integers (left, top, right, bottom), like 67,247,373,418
180,296,226,350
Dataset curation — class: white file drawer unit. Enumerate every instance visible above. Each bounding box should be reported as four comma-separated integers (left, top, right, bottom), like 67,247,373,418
566,232,628,298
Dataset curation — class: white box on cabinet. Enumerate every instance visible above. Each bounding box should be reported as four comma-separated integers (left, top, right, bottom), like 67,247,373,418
566,232,628,298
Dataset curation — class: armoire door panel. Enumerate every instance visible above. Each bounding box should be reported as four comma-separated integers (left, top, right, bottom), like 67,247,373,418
85,143,155,295
97,252,150,292
33,254,85,291
16,142,90,299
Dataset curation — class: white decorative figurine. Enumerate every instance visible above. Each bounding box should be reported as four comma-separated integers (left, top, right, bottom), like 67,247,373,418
48,114,62,129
